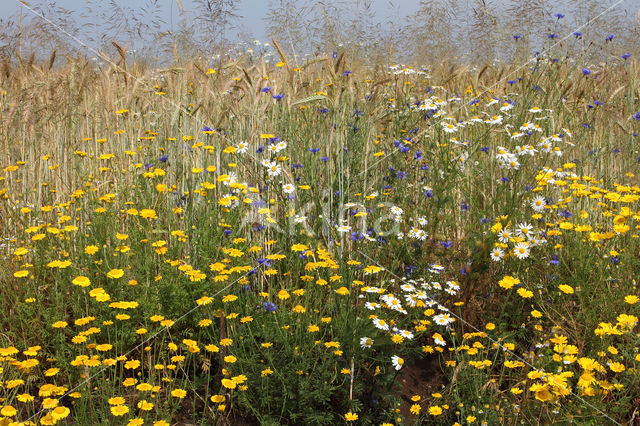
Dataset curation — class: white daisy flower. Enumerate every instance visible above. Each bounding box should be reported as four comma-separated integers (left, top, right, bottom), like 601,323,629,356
500,102,513,112
360,337,373,349
381,294,405,312
530,195,546,212
516,222,533,238
404,294,419,307
442,122,457,133
433,313,455,326
400,283,415,292
372,317,389,331
365,302,379,310
336,225,351,233
282,183,295,194
429,263,444,274
434,335,446,346
236,141,249,154
391,355,404,370
513,242,530,259
485,115,503,125
390,206,403,216
497,229,511,243
266,162,282,177
490,247,504,262
399,329,414,340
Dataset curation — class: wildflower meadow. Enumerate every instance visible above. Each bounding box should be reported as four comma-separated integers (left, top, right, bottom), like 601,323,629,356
2,1,640,424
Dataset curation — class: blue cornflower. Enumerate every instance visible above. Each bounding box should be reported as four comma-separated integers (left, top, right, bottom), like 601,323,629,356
257,258,273,268
582,68,590,75
263,302,277,312
605,34,615,42
513,34,521,40
621,53,631,60
159,155,168,163
559,209,572,218
633,112,640,120
350,231,363,241
554,13,565,19
273,94,284,100
573,31,582,38
261,87,272,92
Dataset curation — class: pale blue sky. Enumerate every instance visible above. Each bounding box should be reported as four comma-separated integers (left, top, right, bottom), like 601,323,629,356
3,0,638,58
6,0,636,43
3,0,423,42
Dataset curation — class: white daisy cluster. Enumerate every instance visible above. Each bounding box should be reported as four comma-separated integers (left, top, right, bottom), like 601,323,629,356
491,220,548,262
415,95,447,113
389,64,430,76
260,159,282,177
364,276,460,346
